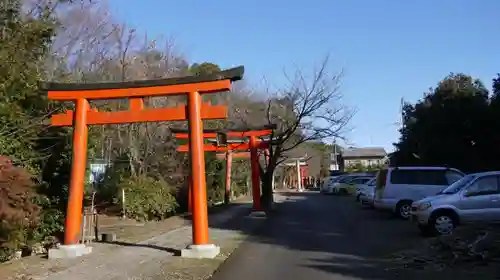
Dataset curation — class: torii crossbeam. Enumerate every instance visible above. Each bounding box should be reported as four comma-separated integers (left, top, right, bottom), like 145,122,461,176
42,66,244,259
172,125,275,212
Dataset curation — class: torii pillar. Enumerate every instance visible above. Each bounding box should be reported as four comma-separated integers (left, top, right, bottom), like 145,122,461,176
296,159,303,192
224,150,233,204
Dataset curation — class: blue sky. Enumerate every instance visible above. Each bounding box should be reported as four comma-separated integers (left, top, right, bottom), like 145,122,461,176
108,0,500,152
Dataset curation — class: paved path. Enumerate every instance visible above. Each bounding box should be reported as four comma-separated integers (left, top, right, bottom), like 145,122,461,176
211,192,421,280
4,203,257,280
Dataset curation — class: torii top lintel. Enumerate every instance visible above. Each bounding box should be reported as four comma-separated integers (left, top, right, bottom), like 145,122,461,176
216,152,250,159
176,141,270,152
42,66,244,101
171,124,277,139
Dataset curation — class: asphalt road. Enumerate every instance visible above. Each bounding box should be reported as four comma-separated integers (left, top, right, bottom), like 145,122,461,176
210,191,423,280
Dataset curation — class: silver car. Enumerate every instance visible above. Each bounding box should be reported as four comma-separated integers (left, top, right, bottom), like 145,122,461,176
320,175,343,194
358,178,376,207
360,188,376,207
411,171,500,235
356,178,376,201
322,173,372,195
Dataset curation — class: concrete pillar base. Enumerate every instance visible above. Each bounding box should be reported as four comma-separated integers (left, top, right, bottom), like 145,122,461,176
180,244,220,259
48,244,92,259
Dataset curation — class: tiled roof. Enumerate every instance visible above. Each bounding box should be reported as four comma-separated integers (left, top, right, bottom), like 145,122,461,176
342,147,387,158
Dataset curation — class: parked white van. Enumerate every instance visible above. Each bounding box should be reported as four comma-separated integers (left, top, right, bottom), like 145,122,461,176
373,166,465,219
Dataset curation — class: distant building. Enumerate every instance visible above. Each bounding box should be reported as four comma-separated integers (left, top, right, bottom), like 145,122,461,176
342,147,387,168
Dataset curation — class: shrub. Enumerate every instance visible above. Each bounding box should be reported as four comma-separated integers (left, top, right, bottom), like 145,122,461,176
231,181,249,198
205,154,225,205
95,161,131,206
230,160,250,198
206,182,224,206
30,196,64,244
120,175,178,221
0,156,40,261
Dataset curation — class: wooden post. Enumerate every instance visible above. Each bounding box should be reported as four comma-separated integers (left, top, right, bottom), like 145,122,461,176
121,188,126,219
249,136,261,211
187,91,210,245
64,98,89,245
224,151,233,204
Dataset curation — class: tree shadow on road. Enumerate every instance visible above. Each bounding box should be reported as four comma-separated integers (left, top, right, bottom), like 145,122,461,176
99,240,182,256
207,191,486,280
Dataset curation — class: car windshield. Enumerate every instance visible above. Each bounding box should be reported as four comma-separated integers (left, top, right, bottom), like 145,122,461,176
367,178,376,186
330,175,345,182
440,174,476,194
339,176,357,183
329,176,341,183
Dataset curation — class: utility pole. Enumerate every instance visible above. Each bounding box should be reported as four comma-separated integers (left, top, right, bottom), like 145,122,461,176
400,97,405,130
331,138,339,172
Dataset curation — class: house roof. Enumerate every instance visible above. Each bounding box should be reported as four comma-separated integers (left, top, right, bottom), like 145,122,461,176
342,147,387,158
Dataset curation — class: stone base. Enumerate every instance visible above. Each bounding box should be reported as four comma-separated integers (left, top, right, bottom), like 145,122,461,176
248,211,267,218
101,233,117,242
48,244,92,259
180,244,220,259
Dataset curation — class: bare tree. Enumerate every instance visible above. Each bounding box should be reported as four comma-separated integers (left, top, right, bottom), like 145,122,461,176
235,55,354,208
39,0,191,185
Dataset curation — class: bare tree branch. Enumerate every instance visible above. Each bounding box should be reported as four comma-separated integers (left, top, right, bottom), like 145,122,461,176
233,54,355,206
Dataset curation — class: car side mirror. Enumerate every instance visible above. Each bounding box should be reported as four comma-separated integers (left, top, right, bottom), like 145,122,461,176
462,189,475,197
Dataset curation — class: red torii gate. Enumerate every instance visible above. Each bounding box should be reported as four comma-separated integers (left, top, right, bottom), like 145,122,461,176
216,151,250,205
172,127,274,212
42,66,244,259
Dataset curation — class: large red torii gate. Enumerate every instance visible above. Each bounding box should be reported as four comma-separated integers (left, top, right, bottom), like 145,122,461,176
172,126,274,212
42,66,244,259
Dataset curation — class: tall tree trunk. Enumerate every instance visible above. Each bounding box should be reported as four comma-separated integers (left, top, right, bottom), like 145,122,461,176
260,171,274,211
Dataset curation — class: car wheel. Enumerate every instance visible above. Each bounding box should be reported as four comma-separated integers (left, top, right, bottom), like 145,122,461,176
429,212,456,235
395,200,412,219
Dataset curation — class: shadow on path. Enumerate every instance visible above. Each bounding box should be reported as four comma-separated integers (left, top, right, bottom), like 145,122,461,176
99,240,181,256
95,200,256,259
208,191,482,280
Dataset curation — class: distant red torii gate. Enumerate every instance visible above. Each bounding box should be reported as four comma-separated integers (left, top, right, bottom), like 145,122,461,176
172,126,274,212
42,66,244,259
216,151,250,205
